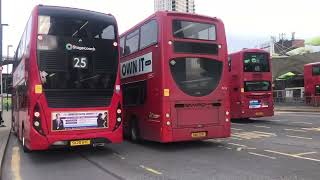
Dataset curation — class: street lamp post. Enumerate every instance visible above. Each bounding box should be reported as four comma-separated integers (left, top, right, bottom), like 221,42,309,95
6,45,12,111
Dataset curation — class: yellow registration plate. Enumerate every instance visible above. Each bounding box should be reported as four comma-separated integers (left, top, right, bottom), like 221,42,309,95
70,140,91,146
256,112,264,116
191,132,207,138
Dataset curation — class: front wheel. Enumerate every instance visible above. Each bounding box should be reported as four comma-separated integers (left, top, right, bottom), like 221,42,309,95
21,128,31,153
130,120,140,143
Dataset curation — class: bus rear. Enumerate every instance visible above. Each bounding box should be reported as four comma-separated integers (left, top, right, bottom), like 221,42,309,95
229,49,274,119
12,5,122,151
120,12,230,143
304,62,320,106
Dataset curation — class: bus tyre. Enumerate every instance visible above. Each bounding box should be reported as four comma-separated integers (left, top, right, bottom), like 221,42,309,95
130,121,140,142
22,128,31,153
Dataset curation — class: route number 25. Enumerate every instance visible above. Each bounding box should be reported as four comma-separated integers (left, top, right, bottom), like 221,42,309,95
73,57,88,69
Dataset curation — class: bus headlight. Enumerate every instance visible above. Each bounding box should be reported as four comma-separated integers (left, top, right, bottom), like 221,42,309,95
166,121,171,126
117,117,122,122
117,109,122,114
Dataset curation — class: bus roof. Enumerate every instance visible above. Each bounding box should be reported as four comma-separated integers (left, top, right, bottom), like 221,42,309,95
304,62,320,67
37,5,116,24
229,48,269,56
120,11,222,38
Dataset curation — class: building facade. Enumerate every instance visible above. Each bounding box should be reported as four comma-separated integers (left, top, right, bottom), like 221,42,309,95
154,0,195,13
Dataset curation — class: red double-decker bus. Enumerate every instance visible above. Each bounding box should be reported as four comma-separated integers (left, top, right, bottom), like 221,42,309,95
11,5,123,152
304,62,320,106
120,12,230,143
229,49,274,119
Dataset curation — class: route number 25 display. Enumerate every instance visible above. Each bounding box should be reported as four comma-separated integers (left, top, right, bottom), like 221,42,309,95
73,57,88,69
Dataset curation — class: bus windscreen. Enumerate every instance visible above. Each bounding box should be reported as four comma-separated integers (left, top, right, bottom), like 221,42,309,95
172,20,216,41
312,65,320,76
244,81,271,92
243,53,269,72
37,15,119,108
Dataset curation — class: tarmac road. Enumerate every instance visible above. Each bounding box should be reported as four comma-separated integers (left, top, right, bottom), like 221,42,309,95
2,111,320,180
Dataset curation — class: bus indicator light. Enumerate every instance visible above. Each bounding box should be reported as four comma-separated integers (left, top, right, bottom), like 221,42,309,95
164,89,170,97
35,85,43,94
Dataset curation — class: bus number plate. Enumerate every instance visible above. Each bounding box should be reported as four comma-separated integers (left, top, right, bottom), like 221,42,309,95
255,112,264,116
70,140,91,146
191,132,207,138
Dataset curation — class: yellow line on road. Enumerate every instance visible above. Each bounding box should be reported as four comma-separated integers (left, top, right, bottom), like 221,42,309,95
248,152,276,159
294,152,317,156
265,150,320,162
11,146,22,180
139,165,162,175
302,127,320,132
254,125,271,129
284,129,307,132
286,135,312,140
291,122,313,125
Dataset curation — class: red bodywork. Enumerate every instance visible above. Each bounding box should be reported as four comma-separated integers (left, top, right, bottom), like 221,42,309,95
304,62,320,105
120,12,230,143
11,6,123,151
229,49,274,119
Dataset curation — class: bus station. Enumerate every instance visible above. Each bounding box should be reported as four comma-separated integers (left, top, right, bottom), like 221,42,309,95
0,1,319,180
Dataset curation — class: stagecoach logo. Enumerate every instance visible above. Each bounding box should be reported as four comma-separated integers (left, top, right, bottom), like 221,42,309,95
120,52,152,79
65,43,96,51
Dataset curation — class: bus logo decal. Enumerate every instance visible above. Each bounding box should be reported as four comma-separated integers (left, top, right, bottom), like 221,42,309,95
65,43,96,52
120,52,152,79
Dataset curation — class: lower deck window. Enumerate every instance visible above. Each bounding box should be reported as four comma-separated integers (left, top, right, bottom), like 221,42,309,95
123,81,147,107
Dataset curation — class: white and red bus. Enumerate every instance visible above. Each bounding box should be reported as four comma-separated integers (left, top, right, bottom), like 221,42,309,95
12,5,123,152
120,11,230,143
229,49,274,119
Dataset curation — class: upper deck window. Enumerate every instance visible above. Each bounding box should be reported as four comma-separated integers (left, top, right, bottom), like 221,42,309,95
38,15,115,40
140,20,158,49
243,53,270,72
312,65,320,76
172,20,216,41
124,29,139,56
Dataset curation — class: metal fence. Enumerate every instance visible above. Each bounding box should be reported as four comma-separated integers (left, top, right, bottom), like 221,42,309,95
273,96,320,107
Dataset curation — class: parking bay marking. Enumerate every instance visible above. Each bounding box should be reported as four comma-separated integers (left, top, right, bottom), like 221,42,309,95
286,135,312,140
265,150,320,162
248,152,276,160
232,131,276,140
139,165,163,175
284,129,307,132
302,127,320,132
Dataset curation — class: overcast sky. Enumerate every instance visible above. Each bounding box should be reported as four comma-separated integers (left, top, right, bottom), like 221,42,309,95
2,0,319,57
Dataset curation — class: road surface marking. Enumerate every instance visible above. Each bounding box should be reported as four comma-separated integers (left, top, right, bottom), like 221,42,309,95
248,152,276,159
252,131,276,136
231,123,244,126
294,152,317,156
227,143,247,147
139,165,162,175
286,135,312,140
232,131,276,140
254,125,271,129
11,146,22,180
302,127,320,132
284,129,307,132
231,128,243,131
113,153,126,160
291,122,313,125
270,120,286,122
265,150,320,162
230,137,243,140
